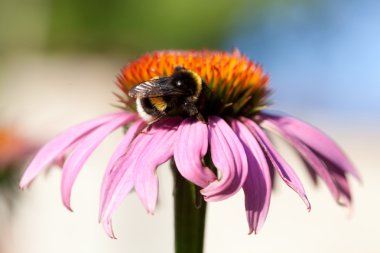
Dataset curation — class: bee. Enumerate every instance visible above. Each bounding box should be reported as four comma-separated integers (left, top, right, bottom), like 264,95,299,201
128,66,207,124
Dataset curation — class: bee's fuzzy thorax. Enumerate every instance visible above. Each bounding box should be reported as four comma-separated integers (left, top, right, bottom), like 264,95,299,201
187,69,203,100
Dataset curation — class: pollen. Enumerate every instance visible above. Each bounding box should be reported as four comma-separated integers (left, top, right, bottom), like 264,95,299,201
118,50,270,117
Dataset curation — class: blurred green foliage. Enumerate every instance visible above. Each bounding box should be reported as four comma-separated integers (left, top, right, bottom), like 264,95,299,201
0,164,22,209
46,0,260,55
0,0,295,56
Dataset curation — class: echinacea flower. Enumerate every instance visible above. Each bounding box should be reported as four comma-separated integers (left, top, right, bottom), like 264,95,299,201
1,127,36,206
0,127,35,168
20,50,359,241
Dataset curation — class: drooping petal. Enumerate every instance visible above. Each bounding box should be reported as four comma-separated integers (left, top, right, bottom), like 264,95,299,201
231,119,271,234
260,119,343,203
134,118,182,213
100,118,181,237
318,156,352,207
101,154,136,238
174,118,216,188
102,219,116,239
19,112,130,188
300,156,319,185
100,134,153,233
54,153,67,168
61,113,136,210
99,119,146,220
54,140,83,168
201,116,248,201
260,113,360,180
242,117,311,210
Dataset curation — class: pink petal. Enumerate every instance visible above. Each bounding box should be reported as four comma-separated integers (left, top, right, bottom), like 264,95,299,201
260,113,360,180
54,140,82,168
61,113,136,210
102,219,116,239
101,154,135,239
201,116,248,202
100,118,181,237
300,157,319,185
231,119,271,235
134,118,182,213
19,112,129,188
260,119,342,203
99,119,146,220
174,118,216,188
242,117,311,210
318,155,352,207
54,154,66,168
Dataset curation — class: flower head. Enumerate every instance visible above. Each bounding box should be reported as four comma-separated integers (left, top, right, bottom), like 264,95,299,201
20,50,359,237
1,127,36,206
0,127,35,168
118,50,270,118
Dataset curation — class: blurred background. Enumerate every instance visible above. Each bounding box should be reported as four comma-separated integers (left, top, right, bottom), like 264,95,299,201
0,0,379,252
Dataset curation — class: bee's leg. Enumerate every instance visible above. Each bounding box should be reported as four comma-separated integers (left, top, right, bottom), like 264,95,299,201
196,113,207,124
144,124,153,132
183,100,207,123
140,124,152,133
141,115,165,133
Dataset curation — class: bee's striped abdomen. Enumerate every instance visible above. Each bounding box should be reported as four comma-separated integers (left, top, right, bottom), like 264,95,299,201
136,98,161,122
149,97,168,112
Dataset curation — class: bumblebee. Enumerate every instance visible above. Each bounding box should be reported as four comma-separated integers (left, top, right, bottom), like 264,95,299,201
128,66,206,124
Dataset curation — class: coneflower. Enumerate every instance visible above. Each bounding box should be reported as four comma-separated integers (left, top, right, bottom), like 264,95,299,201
20,50,359,253
1,127,36,207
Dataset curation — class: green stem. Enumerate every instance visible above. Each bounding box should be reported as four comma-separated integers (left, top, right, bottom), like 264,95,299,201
172,161,207,253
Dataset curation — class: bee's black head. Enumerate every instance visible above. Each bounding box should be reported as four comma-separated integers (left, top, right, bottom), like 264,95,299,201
171,66,203,99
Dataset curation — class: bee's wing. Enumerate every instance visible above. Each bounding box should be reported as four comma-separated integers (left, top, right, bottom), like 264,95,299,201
128,77,187,98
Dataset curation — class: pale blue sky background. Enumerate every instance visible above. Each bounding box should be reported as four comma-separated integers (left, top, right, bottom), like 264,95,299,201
226,0,380,123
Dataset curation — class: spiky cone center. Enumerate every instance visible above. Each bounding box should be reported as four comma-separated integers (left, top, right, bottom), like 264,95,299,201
117,50,270,118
